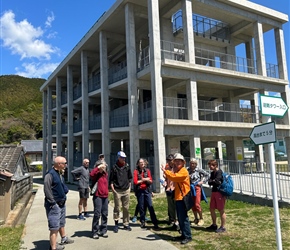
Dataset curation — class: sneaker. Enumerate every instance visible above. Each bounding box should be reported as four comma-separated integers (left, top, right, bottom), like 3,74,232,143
153,224,161,231
84,213,92,218
181,238,192,245
113,225,119,233
193,218,199,225
60,236,74,245
124,225,132,231
205,224,218,231
92,234,99,239
48,243,65,250
77,214,86,220
140,222,146,229
131,216,137,223
98,231,109,238
197,219,204,226
216,227,226,233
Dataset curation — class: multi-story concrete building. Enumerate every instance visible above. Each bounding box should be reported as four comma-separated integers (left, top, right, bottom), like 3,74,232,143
41,0,289,191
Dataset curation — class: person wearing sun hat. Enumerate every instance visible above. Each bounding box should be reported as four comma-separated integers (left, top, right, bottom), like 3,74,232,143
109,151,133,233
161,153,192,245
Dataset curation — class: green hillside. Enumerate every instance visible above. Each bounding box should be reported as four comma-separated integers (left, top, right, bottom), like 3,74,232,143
0,75,45,144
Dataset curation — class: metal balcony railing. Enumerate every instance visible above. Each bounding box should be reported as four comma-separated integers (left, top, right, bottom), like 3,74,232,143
88,73,101,92
160,40,185,61
52,99,56,109
198,100,258,123
61,92,67,105
137,46,150,72
108,60,127,85
163,97,188,119
89,114,102,130
138,100,152,124
109,105,129,128
61,122,67,134
73,119,82,133
73,84,82,100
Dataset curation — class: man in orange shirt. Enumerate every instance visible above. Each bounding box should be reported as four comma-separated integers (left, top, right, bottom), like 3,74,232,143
161,153,192,245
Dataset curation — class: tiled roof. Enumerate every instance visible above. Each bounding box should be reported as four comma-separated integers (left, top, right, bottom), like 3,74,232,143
21,140,43,153
0,145,24,173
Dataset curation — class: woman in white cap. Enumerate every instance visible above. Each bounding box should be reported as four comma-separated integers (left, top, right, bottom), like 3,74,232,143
161,153,192,245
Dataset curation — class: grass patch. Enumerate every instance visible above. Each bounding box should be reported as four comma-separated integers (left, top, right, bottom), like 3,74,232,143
127,193,290,250
0,225,24,250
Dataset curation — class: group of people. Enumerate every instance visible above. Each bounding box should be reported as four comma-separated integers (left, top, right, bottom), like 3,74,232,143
43,152,227,249
160,154,227,244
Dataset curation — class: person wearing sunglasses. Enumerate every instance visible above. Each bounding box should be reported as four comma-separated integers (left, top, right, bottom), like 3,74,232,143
44,156,74,250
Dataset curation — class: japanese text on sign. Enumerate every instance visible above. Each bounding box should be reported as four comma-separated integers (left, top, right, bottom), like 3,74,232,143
252,129,273,138
263,103,287,110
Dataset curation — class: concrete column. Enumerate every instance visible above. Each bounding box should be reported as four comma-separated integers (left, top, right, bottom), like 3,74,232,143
182,0,195,63
246,39,255,74
67,66,74,182
284,137,290,164
274,27,288,81
148,0,166,192
100,31,111,168
253,21,267,76
125,3,139,170
81,51,89,158
186,79,198,120
281,88,290,125
189,136,201,166
56,77,62,156
47,86,53,171
42,90,48,176
217,141,223,163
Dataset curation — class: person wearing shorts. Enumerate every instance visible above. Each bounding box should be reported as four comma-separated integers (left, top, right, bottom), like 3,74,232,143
71,158,91,220
206,159,227,233
44,156,74,250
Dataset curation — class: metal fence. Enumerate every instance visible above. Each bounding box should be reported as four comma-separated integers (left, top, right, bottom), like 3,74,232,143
200,160,290,203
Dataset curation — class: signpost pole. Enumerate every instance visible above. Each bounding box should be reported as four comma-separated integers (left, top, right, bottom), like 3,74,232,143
265,117,282,250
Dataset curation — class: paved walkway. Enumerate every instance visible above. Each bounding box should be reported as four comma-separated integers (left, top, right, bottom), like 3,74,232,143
21,177,178,250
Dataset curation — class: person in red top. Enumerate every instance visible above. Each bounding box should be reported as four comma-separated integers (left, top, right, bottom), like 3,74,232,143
133,158,159,229
90,161,109,239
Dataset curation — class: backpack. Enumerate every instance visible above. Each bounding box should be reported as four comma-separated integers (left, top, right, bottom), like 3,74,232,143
218,172,234,197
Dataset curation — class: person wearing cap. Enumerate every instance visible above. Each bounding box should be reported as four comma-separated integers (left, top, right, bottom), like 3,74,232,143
109,151,133,233
71,158,91,220
187,158,209,226
161,153,192,245
161,154,180,232
90,160,109,239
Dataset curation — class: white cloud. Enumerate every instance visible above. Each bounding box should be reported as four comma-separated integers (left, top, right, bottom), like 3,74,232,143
15,62,59,78
0,10,59,60
45,11,55,28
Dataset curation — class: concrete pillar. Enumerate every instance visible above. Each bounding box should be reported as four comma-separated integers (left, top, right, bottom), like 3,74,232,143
56,77,62,156
182,0,195,63
274,27,288,81
42,90,48,176
148,0,166,192
253,21,267,76
67,66,74,182
246,39,255,74
125,3,140,170
186,79,198,120
47,86,53,171
100,31,111,168
81,51,89,158
189,136,201,166
217,141,223,163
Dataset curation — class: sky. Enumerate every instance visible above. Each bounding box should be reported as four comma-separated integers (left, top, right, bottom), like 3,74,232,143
0,0,289,80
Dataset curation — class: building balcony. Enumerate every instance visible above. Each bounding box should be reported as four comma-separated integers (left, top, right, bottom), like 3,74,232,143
88,73,101,92
73,119,82,133
89,114,102,130
108,60,127,85
73,83,82,100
